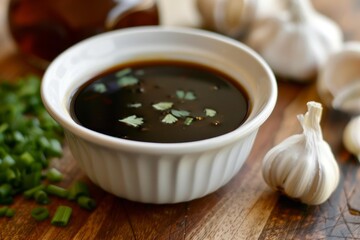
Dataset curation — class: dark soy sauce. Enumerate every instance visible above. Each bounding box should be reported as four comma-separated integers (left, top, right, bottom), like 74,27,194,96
70,60,250,143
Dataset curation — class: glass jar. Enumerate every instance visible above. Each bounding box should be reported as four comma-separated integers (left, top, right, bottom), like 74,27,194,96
7,0,159,68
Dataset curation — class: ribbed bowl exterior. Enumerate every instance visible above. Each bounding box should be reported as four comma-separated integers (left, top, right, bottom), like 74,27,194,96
65,130,258,203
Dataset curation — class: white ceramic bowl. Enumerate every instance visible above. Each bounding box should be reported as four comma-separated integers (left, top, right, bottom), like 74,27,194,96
41,26,277,203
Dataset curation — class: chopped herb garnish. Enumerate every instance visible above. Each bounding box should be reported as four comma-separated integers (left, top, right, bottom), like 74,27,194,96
119,115,144,127
162,114,178,124
46,184,68,198
117,76,139,87
184,117,194,126
51,206,72,227
127,103,142,108
46,168,63,182
205,108,217,117
115,68,132,78
93,83,107,93
31,207,50,221
176,90,196,100
34,190,50,205
77,196,96,211
171,109,190,118
67,181,89,200
5,208,15,218
152,102,173,111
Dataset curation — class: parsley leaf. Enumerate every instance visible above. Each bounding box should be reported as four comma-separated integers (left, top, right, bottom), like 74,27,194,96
117,76,139,87
205,108,217,117
184,117,194,126
127,103,142,108
152,102,173,111
115,68,132,78
171,109,190,118
162,114,178,124
119,115,144,127
93,83,107,93
176,90,196,100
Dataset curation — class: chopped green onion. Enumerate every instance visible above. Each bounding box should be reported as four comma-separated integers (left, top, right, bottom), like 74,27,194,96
0,183,12,198
34,190,50,205
51,206,72,227
23,184,46,199
19,152,35,166
5,208,15,218
77,196,96,211
68,181,90,200
31,207,50,221
0,207,8,216
46,184,68,198
46,168,63,182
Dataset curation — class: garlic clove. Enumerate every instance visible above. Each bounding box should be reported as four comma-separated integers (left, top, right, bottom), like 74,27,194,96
343,115,360,161
262,101,340,205
317,42,360,115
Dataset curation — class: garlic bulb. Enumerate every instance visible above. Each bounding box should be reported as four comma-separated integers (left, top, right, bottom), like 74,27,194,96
262,101,340,205
196,0,258,38
343,115,360,161
246,0,343,81
317,42,360,115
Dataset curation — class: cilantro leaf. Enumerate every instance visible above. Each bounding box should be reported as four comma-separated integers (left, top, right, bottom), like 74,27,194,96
205,108,217,117
93,83,107,93
184,117,194,126
127,103,142,108
119,115,144,127
115,68,132,78
171,109,190,118
162,114,178,124
176,90,196,100
152,102,173,111
117,76,139,87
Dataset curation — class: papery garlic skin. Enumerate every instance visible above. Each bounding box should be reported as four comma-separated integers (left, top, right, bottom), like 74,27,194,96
343,115,360,161
262,102,340,205
246,0,343,81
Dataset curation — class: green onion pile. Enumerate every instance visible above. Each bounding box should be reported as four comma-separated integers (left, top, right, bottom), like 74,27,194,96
0,76,96,226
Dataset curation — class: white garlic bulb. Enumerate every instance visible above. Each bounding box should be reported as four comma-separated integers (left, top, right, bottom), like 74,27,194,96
262,101,340,205
246,0,343,81
317,42,360,115
343,115,360,161
196,0,258,38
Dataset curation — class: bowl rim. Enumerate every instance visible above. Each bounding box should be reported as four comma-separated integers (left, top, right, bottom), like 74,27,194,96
41,26,277,154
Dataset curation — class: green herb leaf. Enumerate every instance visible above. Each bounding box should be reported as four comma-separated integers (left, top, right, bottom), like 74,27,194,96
184,117,194,126
176,90,196,100
119,115,144,127
115,68,132,78
171,109,190,118
152,102,173,111
205,108,217,117
162,114,178,124
93,83,107,93
117,76,139,87
127,103,142,108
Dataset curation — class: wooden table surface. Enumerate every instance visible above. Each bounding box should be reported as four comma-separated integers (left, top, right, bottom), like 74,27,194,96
1,0,360,239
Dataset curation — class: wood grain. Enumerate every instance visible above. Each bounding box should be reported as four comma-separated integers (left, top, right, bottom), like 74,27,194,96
0,0,360,239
